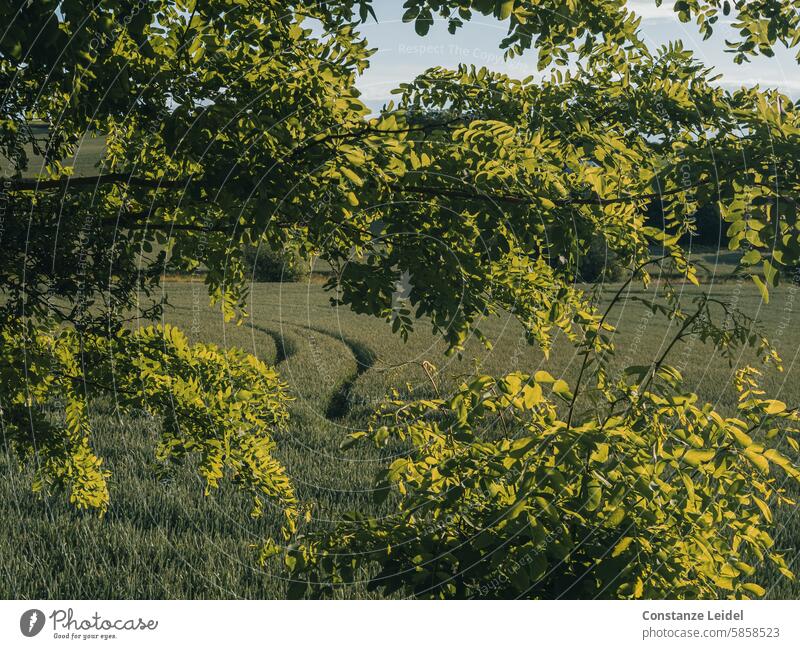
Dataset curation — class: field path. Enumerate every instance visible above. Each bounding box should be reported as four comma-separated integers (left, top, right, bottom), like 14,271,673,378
248,323,298,364
303,327,377,421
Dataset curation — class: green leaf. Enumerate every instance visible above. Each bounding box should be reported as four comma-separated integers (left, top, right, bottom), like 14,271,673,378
341,166,363,187
743,446,770,474
552,379,573,401
584,479,602,511
742,583,766,597
612,536,634,557
752,275,769,303
740,249,761,265
496,1,515,20
763,259,779,287
340,431,367,450
415,11,433,36
682,449,716,467
763,399,786,415
752,496,773,523
520,383,542,408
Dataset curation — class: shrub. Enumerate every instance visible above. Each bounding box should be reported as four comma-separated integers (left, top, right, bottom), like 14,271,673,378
578,235,625,283
244,246,311,283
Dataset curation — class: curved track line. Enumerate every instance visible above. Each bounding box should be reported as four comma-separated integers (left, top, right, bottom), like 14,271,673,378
301,326,377,421
247,323,298,365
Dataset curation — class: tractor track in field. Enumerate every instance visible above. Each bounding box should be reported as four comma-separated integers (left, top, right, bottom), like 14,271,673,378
302,326,377,421
247,322,297,365
249,321,376,422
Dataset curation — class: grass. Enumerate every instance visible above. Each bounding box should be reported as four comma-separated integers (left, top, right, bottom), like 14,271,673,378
0,126,106,178
3,275,800,599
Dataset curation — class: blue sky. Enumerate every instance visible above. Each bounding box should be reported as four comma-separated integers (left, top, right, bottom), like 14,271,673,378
355,0,799,112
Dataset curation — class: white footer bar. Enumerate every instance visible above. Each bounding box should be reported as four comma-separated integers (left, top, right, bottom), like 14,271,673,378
2,600,798,648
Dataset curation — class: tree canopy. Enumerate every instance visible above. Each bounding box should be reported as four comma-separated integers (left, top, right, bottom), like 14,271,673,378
3,0,800,598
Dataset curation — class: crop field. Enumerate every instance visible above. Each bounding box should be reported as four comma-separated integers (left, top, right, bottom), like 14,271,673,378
0,125,105,178
2,274,799,599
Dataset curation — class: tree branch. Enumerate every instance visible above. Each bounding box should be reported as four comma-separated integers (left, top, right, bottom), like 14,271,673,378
395,178,715,208
566,254,669,431
288,117,464,159
4,173,186,191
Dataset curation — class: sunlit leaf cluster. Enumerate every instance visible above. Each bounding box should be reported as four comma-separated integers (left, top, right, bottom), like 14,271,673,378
282,365,800,598
0,323,296,530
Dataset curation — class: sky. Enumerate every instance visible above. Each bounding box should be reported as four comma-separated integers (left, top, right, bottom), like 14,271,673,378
354,0,800,113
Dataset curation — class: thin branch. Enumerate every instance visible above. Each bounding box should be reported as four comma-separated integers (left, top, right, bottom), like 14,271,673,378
395,179,714,208
5,173,186,191
566,255,668,430
288,117,464,159
101,209,304,234
52,369,137,397
637,297,707,398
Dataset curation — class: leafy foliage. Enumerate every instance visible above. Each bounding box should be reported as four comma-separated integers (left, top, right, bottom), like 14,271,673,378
5,2,799,344
0,322,296,531
0,325,112,512
243,245,311,283
3,0,800,598
280,365,800,599
577,234,624,283
118,325,297,526
399,0,800,64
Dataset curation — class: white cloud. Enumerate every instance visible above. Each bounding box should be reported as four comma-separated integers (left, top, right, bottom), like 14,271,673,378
628,0,676,21
718,76,800,94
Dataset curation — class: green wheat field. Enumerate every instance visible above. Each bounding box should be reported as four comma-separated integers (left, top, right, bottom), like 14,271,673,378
2,273,799,598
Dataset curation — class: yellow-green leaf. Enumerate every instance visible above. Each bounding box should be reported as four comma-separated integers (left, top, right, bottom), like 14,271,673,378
752,275,769,303
612,536,634,557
